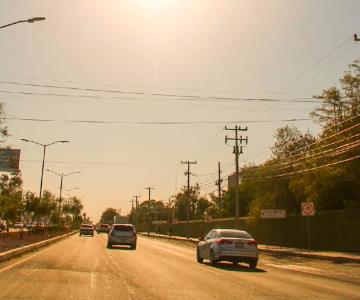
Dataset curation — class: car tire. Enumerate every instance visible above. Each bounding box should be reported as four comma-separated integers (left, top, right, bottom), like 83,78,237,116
130,243,137,250
209,249,217,265
249,259,258,269
107,242,112,249
79,233,82,236
196,248,203,263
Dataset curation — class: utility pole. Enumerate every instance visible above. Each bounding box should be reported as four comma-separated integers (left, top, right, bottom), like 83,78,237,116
145,187,154,236
215,161,223,208
133,196,141,209
225,125,248,229
132,195,141,227
181,160,197,238
129,198,135,210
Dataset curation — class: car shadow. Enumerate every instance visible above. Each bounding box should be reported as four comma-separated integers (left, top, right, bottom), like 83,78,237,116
108,245,134,251
203,262,266,273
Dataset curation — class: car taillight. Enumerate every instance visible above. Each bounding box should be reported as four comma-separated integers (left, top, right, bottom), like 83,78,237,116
247,240,257,246
216,239,232,245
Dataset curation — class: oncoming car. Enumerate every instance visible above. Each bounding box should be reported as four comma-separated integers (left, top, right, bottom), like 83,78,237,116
107,224,137,249
197,229,258,268
79,224,94,236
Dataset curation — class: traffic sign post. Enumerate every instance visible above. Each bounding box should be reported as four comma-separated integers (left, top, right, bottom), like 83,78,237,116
301,202,315,252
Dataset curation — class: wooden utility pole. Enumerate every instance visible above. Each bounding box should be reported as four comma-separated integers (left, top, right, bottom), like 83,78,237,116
216,161,223,203
181,160,197,238
225,125,248,229
145,187,154,236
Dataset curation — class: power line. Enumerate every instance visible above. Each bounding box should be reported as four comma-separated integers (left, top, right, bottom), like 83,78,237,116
246,154,360,181
5,116,311,125
276,34,354,92
290,44,358,93
0,82,319,103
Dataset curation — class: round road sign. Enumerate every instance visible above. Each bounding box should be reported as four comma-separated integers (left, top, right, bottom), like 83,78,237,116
301,202,315,216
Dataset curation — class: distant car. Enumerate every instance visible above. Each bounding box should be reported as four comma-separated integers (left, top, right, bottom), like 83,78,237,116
97,224,110,233
197,229,259,269
14,222,24,229
107,224,137,249
79,224,94,236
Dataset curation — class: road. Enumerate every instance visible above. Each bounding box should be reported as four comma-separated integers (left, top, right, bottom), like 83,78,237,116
0,234,359,300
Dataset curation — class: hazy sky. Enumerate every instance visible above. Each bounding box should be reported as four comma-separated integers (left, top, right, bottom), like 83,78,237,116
0,0,359,221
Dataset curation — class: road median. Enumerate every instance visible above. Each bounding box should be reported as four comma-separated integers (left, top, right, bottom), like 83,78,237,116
0,230,78,262
139,232,360,263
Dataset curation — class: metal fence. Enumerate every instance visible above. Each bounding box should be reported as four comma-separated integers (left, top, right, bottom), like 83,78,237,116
136,208,360,252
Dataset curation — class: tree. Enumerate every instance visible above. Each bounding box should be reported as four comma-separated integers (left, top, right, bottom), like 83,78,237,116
100,208,119,224
0,174,23,230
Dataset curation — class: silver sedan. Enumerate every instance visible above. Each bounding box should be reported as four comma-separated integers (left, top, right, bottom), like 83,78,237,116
197,229,259,268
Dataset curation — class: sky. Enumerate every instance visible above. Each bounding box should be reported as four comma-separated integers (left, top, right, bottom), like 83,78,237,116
0,0,359,221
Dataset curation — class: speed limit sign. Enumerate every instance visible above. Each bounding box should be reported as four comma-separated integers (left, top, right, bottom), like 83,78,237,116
301,202,315,216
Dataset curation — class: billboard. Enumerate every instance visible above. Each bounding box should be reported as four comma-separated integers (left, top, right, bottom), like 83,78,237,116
0,149,20,173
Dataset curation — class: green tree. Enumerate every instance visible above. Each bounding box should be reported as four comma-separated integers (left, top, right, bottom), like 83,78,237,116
100,208,119,224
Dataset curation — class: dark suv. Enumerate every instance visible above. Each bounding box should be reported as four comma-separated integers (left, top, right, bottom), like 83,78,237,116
97,223,110,233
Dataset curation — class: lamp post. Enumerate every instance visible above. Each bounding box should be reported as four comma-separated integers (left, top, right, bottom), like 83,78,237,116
64,187,80,205
21,139,69,202
46,169,80,224
0,17,46,30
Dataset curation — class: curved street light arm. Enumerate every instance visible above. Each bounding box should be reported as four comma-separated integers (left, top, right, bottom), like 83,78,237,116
0,17,46,30
46,168,62,177
20,138,44,147
63,171,80,177
46,140,69,147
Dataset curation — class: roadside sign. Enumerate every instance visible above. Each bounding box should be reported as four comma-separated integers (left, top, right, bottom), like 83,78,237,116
0,149,20,173
261,209,286,219
152,220,167,225
301,202,315,216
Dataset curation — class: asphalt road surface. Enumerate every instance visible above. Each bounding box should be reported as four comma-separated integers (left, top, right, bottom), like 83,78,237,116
0,234,359,300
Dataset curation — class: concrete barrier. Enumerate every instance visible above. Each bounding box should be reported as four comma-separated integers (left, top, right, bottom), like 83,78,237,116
0,230,78,262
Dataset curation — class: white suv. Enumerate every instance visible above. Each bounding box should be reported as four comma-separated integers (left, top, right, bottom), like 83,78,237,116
107,224,137,250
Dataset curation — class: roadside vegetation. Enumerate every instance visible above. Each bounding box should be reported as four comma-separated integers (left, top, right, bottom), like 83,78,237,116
129,59,360,222
0,108,84,235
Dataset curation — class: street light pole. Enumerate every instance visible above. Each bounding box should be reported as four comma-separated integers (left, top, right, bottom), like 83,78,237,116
46,169,80,224
0,17,46,30
21,139,69,202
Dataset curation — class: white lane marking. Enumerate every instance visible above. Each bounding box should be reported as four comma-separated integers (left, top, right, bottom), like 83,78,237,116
90,272,96,289
0,236,74,273
266,263,325,275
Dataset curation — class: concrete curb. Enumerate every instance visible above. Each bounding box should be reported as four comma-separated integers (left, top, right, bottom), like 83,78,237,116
258,247,360,263
139,233,360,263
0,230,78,262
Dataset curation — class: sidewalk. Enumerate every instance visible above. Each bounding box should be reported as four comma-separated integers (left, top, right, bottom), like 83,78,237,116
139,232,360,263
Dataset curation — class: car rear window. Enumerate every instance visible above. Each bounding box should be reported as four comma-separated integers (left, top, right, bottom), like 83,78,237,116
81,225,93,228
113,225,134,231
219,230,252,239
